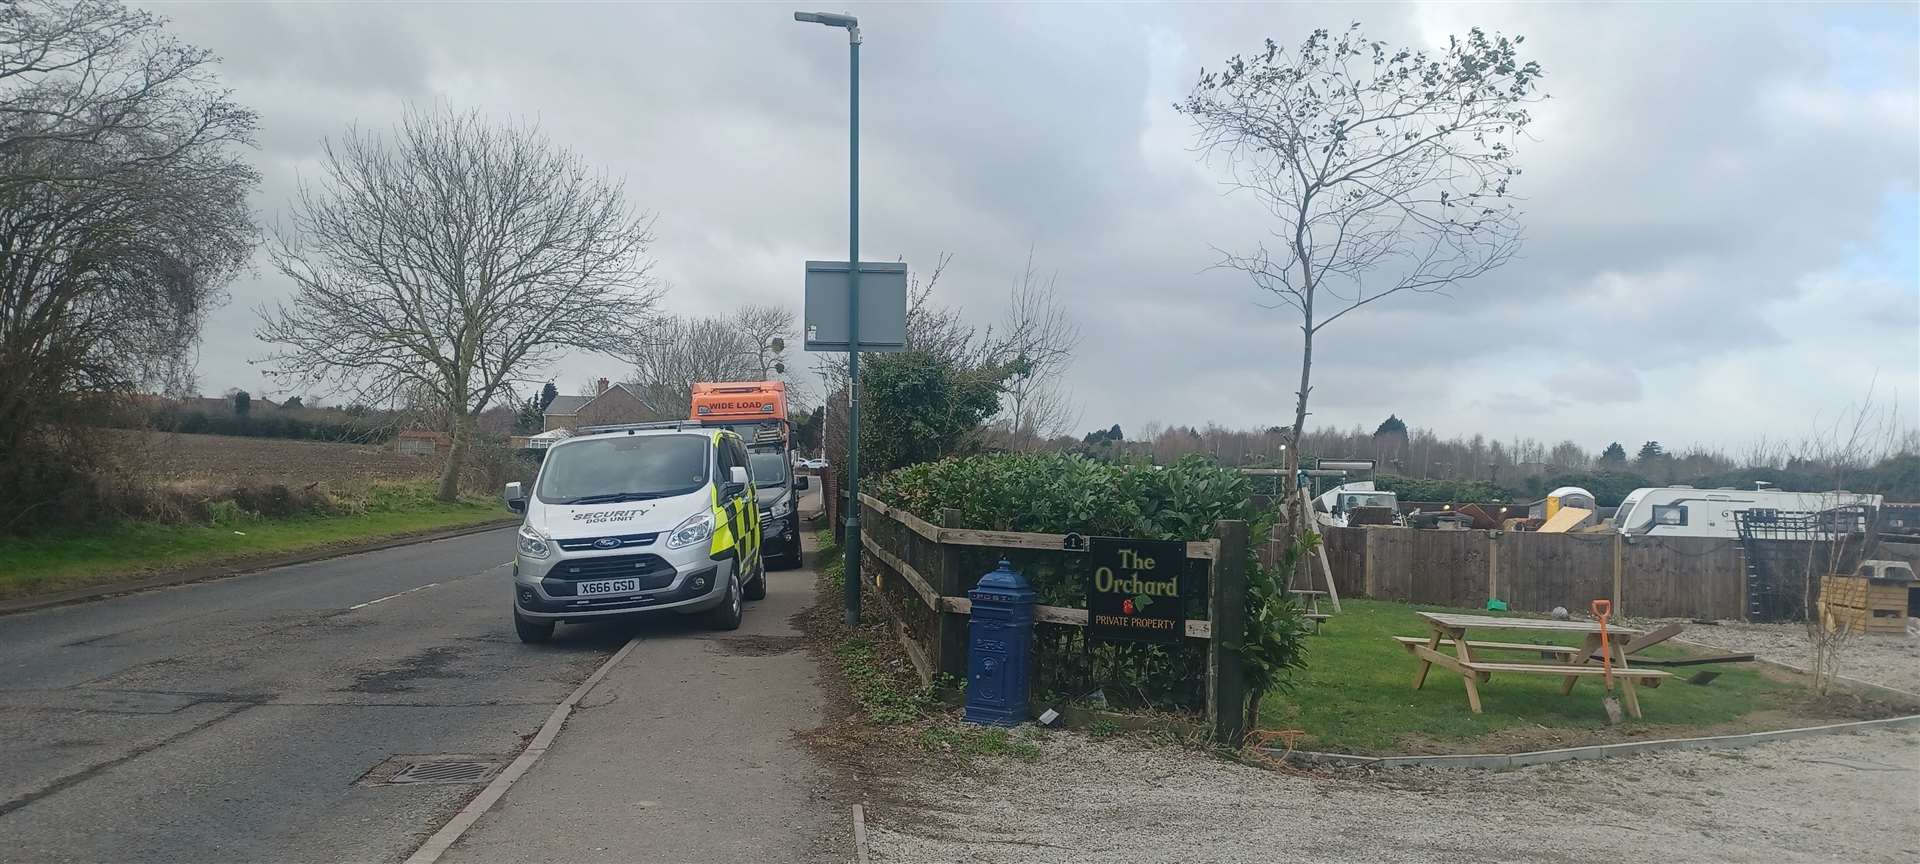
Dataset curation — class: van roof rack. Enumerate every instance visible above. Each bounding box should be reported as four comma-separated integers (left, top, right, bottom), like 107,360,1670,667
575,421,721,436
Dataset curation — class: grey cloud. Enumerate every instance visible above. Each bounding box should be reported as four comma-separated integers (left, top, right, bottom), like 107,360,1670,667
153,1,1917,448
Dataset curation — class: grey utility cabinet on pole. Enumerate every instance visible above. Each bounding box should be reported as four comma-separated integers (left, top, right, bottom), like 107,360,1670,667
803,261,907,352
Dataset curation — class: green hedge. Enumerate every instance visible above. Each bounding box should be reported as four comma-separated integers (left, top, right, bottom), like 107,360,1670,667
872,453,1264,540
871,453,1311,716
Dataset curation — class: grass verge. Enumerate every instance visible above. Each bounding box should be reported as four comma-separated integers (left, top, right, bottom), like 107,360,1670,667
0,484,505,600
1259,598,1910,755
808,527,1044,764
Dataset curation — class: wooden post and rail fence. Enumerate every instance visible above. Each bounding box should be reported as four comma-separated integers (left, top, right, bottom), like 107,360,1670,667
852,493,1255,745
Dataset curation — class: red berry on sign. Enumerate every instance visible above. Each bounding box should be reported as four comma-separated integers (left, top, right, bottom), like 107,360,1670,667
1123,598,1135,615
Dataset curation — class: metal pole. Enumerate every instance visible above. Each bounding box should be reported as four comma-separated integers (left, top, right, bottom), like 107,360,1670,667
841,26,862,626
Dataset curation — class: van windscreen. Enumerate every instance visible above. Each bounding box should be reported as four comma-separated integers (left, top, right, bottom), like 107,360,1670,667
536,434,709,504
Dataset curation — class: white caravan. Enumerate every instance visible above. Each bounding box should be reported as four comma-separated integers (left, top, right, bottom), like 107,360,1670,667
1610,486,1883,539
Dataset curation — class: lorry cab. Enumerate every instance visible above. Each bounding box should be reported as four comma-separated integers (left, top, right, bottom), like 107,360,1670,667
690,381,804,569
501,423,765,643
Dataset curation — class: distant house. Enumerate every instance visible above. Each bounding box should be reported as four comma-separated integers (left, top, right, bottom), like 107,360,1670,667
395,430,452,457
542,378,655,432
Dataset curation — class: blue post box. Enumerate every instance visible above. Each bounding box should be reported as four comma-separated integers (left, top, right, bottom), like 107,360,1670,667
963,560,1037,727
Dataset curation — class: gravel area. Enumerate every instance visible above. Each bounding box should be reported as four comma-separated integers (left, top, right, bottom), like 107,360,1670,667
1670,619,1920,696
866,727,1920,864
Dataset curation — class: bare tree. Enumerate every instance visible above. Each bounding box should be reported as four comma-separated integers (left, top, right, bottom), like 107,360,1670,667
258,106,662,501
735,303,795,379
1790,390,1905,696
625,306,794,420
1178,24,1545,479
998,251,1082,443
0,0,258,529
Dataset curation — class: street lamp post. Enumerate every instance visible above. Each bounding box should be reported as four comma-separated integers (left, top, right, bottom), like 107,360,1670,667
795,10,863,626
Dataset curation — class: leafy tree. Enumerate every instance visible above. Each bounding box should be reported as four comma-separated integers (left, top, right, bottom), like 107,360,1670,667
1177,24,1543,476
514,396,545,434
1601,441,1627,464
1636,441,1666,464
0,0,258,530
281,396,304,410
538,381,559,412
1108,423,1123,441
856,351,1014,476
794,406,824,454
1374,415,1408,438
230,390,251,416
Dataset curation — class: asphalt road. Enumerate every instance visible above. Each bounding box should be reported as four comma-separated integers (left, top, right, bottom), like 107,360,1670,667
0,527,627,864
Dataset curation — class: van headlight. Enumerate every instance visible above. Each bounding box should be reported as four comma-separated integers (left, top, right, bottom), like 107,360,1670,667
517,525,551,559
767,497,792,519
666,511,714,550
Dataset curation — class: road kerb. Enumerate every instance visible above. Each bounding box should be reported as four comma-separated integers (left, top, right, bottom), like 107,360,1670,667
853,804,870,864
402,637,643,864
1266,712,1920,770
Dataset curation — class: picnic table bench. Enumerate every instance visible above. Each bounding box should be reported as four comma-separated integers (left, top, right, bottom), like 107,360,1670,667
1394,612,1677,717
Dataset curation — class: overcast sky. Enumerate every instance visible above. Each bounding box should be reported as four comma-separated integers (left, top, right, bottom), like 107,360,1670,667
156,1,1918,453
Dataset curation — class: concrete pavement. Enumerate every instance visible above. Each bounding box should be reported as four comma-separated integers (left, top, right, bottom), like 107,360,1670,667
438,538,836,863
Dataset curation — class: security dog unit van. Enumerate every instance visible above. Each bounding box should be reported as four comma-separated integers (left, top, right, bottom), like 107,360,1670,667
502,422,765,643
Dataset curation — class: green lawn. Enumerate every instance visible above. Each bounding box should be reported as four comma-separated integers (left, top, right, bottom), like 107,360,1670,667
1260,598,1833,755
0,485,509,600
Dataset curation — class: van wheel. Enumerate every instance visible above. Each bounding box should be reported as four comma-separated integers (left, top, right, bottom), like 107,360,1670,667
743,558,768,601
707,572,743,630
514,613,555,644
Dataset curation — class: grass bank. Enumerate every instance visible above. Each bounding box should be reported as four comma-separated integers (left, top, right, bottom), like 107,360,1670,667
0,484,507,600
1260,599,1908,755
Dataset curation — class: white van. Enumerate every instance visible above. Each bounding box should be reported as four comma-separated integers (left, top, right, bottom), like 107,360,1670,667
502,423,766,643
1611,486,1883,539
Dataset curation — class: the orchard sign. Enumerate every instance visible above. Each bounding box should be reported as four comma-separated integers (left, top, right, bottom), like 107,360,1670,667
1087,538,1186,643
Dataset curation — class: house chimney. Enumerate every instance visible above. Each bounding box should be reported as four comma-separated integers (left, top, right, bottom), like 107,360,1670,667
596,377,609,395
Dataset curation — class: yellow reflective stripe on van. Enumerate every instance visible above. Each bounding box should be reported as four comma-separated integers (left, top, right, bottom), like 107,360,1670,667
703,429,761,564
708,485,735,557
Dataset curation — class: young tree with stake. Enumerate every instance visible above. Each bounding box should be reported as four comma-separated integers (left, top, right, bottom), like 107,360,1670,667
257,107,663,501
1177,24,1545,481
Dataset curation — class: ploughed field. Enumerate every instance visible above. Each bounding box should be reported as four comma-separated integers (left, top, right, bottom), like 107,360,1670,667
108,429,438,486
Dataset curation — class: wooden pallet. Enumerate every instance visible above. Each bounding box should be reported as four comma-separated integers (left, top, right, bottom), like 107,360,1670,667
1823,602,1909,635
1818,575,1910,635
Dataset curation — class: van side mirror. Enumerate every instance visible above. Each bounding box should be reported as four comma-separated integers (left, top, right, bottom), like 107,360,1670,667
795,475,810,490
503,481,526,513
724,466,749,498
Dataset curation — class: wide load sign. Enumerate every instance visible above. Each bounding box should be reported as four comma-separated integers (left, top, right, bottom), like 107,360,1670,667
1086,538,1186,643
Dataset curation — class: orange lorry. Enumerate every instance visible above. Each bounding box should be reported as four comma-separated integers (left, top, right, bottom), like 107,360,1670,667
690,382,803,568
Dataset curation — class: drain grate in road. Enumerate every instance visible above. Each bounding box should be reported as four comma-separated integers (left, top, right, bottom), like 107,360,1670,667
389,761,499,784
359,754,507,787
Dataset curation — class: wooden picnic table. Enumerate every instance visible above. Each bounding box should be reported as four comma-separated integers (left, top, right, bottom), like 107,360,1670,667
1394,612,1678,718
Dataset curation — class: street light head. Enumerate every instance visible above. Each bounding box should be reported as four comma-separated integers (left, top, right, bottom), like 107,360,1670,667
794,10,858,28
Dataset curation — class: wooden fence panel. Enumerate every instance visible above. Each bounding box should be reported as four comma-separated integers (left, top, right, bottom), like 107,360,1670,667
1625,536,1745,620
1499,532,1616,614
1408,530,1490,608
1319,525,1367,599
1364,527,1413,600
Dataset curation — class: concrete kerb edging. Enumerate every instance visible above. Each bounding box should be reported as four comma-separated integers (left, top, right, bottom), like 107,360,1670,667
403,637,643,864
0,518,518,616
1269,713,1920,770
852,803,870,864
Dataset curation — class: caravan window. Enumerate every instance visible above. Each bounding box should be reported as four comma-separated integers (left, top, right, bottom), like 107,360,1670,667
1651,504,1688,527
